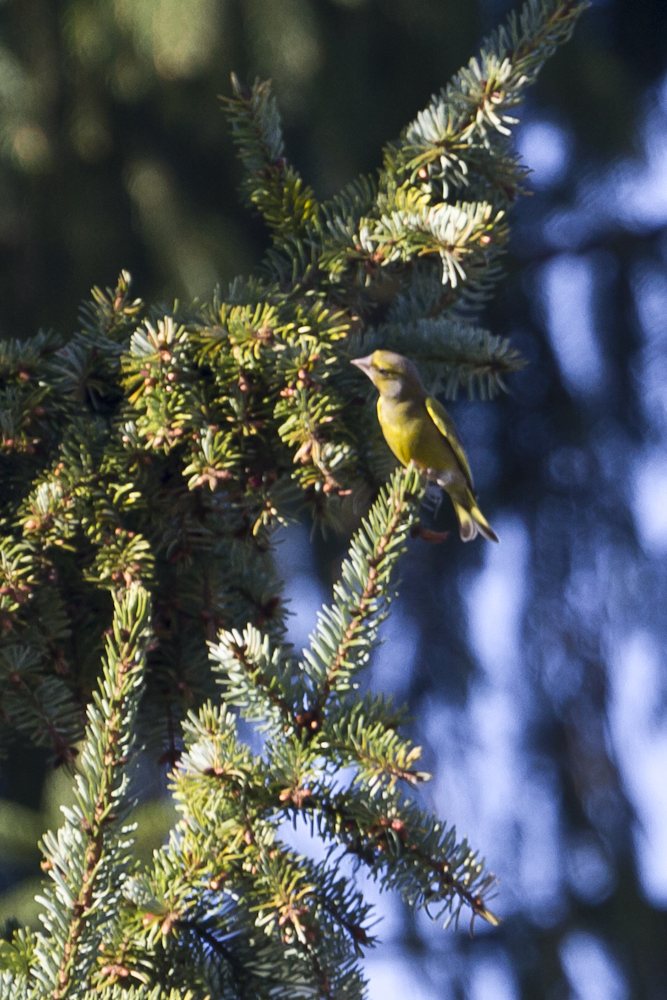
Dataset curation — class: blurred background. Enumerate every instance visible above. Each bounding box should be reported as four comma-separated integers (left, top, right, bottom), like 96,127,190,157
1,0,667,996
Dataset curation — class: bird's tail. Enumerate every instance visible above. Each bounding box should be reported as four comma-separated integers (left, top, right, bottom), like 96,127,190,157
452,498,499,544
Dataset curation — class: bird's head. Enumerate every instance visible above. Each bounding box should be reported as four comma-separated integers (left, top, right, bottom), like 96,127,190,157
351,350,424,399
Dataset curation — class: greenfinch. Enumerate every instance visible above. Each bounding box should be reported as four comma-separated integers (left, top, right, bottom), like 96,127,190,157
351,350,498,543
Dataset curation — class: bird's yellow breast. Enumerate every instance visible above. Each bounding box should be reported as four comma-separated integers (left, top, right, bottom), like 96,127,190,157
377,396,456,474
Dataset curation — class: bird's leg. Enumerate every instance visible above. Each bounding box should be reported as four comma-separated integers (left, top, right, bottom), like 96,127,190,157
422,481,444,520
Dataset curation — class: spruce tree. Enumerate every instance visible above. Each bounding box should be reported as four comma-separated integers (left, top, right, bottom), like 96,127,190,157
0,1,587,995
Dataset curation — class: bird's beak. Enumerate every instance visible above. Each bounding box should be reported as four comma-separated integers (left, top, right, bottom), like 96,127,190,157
351,354,374,375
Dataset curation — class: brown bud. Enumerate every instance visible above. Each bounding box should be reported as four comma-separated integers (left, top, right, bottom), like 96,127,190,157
391,818,408,840
418,167,428,180
293,440,313,464
100,965,130,979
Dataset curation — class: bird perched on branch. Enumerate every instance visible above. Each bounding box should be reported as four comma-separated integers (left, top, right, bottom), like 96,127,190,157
351,350,498,543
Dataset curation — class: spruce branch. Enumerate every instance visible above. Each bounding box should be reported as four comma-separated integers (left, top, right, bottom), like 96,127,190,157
323,701,431,792
302,464,425,716
0,971,32,999
33,585,152,999
310,785,498,931
112,705,368,998
0,973,194,1000
313,1,588,303
0,653,80,766
371,316,527,400
78,271,144,343
209,625,295,733
390,0,589,179
222,75,319,240
0,331,62,456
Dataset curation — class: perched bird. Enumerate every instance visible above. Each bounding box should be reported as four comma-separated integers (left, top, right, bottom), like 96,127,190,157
351,350,498,543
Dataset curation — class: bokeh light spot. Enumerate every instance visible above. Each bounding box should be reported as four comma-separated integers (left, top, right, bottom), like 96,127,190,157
468,957,518,1000
541,254,607,395
561,931,628,1000
633,451,667,552
114,0,221,80
610,631,667,905
12,125,50,172
517,121,570,188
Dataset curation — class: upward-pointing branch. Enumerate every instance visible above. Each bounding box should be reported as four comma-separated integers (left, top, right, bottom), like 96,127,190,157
297,465,425,721
34,586,152,1000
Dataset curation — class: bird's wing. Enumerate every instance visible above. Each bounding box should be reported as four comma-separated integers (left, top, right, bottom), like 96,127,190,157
424,396,474,489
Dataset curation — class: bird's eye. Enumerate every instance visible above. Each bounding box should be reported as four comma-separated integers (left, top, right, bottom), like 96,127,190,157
375,367,390,376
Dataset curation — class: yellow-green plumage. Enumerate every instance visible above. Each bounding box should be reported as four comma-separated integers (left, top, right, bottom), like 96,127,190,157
352,350,498,543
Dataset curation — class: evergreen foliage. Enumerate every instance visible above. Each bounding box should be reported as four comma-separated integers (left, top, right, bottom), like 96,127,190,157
0,1,587,995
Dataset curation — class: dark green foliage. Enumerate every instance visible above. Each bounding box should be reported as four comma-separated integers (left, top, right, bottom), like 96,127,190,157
0,1,587,995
